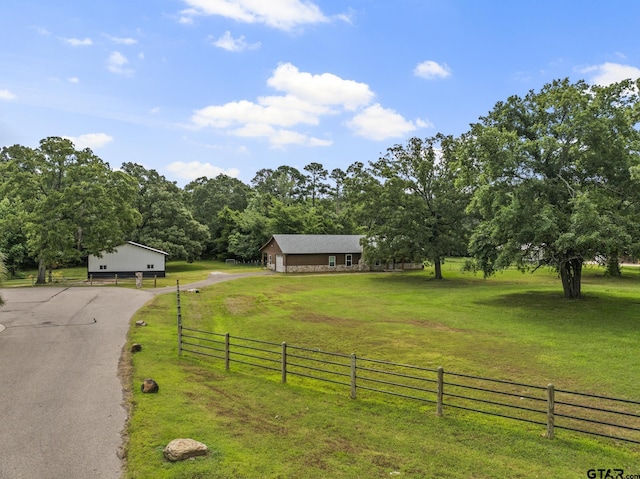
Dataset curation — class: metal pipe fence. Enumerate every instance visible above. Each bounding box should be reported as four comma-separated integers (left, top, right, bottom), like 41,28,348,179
175,284,640,445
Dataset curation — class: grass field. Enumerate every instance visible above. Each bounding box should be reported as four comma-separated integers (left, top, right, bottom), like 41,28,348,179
123,260,640,478
2,260,261,288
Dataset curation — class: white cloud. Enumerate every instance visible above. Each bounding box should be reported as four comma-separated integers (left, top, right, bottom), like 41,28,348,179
165,161,240,181
68,77,80,84
32,26,50,36
211,31,261,52
267,62,374,110
191,62,419,147
192,95,332,129
104,34,138,45
230,123,332,147
346,104,430,141
107,51,134,75
0,89,17,101
180,0,331,31
63,37,93,47
581,62,640,86
414,60,452,80
150,107,161,114
64,133,114,150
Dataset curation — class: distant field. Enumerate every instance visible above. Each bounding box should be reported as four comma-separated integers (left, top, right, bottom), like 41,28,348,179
124,260,640,478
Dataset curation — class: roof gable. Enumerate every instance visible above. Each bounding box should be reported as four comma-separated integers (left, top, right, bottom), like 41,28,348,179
126,241,169,255
266,234,364,254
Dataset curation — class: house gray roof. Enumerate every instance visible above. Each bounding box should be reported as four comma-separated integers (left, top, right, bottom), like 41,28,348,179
269,234,364,254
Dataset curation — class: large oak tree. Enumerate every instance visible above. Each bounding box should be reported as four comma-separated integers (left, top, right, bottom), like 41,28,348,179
362,135,470,278
121,163,210,261
461,79,640,298
0,137,141,283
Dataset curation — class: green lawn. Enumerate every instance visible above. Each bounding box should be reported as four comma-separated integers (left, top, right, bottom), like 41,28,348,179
1,259,261,288
124,260,640,478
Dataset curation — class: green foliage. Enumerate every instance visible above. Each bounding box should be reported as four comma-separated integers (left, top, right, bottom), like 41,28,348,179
184,175,250,258
363,135,471,277
0,137,141,283
122,163,210,262
0,197,30,275
0,252,5,306
462,78,640,298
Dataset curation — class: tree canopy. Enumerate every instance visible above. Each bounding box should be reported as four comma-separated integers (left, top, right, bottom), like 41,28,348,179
0,137,141,283
2,78,639,299
121,163,210,262
362,135,470,278
461,78,640,298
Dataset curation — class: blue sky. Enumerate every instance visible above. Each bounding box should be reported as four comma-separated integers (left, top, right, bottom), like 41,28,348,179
2,0,640,186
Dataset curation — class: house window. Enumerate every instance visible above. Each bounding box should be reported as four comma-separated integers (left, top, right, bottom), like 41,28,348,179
99,265,107,270
147,264,154,269
268,254,272,265
329,256,336,267
346,254,352,267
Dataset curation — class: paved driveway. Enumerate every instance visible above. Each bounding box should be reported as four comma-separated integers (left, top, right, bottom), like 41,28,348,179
0,272,266,479
0,287,152,479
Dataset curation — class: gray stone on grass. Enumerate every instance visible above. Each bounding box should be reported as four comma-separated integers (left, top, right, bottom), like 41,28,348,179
163,438,208,462
141,378,159,393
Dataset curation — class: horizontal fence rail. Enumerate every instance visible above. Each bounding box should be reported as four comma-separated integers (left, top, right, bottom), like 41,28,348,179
175,289,640,445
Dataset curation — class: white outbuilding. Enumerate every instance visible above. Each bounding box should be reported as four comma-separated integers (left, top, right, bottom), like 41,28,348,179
87,241,169,278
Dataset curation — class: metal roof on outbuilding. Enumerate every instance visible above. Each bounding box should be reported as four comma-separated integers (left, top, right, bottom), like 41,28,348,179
126,241,169,255
265,234,364,254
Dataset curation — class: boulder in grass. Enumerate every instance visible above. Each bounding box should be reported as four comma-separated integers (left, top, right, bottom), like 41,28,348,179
163,438,208,462
141,378,159,393
131,343,142,353
135,320,147,327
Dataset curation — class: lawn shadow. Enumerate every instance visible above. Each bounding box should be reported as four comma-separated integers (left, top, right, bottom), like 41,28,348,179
472,290,640,332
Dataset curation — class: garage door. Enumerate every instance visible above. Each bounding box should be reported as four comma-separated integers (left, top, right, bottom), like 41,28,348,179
275,255,284,272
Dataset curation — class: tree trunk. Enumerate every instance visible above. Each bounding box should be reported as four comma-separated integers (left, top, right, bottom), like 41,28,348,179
433,256,443,280
559,257,582,299
36,257,46,285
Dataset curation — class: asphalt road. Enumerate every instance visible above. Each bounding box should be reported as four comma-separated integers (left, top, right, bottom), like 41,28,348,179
0,286,152,479
0,272,266,479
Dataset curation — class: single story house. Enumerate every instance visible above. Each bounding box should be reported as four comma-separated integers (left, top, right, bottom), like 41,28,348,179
87,241,169,278
260,234,365,273
259,234,424,273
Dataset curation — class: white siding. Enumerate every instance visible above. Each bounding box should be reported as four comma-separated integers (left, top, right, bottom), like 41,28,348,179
88,243,166,274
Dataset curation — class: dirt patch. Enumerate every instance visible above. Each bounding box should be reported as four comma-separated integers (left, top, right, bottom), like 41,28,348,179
116,341,134,471
223,295,261,315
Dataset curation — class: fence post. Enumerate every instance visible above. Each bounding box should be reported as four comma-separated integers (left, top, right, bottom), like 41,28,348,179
350,353,357,399
546,383,555,439
154,275,157,288
436,366,444,417
176,280,182,355
281,342,287,383
90,274,93,286
115,274,118,286
225,333,230,371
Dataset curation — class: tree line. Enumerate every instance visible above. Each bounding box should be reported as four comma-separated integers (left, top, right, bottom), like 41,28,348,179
1,78,639,299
